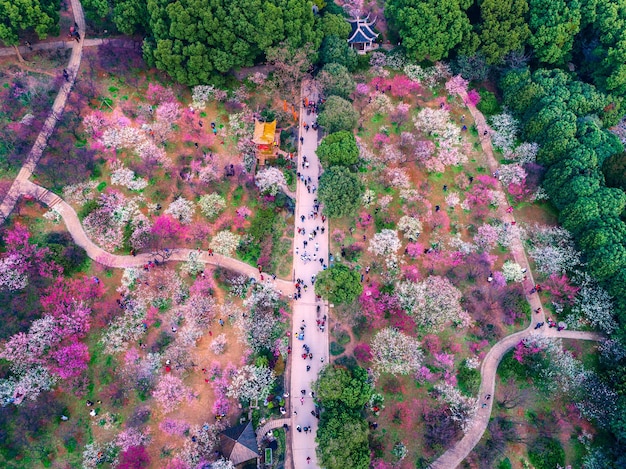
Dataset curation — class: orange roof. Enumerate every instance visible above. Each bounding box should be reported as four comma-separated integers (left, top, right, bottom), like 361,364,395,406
252,120,276,145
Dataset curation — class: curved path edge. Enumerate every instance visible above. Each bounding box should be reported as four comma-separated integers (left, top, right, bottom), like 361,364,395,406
429,92,604,469
19,180,294,294
0,0,85,223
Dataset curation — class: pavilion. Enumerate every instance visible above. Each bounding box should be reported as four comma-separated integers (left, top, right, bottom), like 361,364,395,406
252,119,278,165
346,15,379,54
219,421,259,466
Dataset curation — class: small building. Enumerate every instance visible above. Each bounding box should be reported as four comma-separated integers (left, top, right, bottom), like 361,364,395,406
219,421,259,466
347,16,379,54
252,119,278,165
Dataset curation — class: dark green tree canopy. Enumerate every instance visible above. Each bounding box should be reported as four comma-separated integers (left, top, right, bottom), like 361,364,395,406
318,166,363,218
479,0,530,64
316,407,370,469
138,0,321,85
317,95,358,133
319,35,358,71
386,0,474,61
316,130,359,168
603,151,626,191
313,365,373,409
317,63,356,99
528,0,581,65
314,263,363,304
0,0,59,46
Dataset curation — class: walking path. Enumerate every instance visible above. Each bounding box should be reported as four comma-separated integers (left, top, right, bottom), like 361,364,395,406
429,92,604,469
289,83,329,469
0,37,140,57
0,0,85,224
16,180,294,294
256,418,291,446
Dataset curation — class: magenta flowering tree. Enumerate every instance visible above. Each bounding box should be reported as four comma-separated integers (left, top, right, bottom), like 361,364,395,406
153,374,194,414
373,132,391,148
50,342,89,379
0,224,57,291
466,89,481,106
389,74,421,98
445,75,469,97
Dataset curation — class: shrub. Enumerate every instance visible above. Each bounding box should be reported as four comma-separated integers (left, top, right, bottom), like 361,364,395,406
476,90,501,116
457,363,480,397
528,438,565,469
330,342,345,356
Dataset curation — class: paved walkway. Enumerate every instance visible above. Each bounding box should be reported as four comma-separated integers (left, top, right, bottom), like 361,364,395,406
289,83,328,469
0,37,140,57
429,92,604,469
17,180,294,294
0,0,85,223
256,418,291,445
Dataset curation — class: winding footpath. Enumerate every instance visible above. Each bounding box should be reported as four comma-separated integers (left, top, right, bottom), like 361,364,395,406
429,92,603,469
16,180,294,294
0,0,85,223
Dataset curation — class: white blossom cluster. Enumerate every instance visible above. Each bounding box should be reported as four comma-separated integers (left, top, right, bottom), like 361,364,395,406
227,365,275,402
571,274,617,334
110,161,148,191
255,167,286,196
101,301,147,354
489,112,519,155
526,225,581,275
434,383,478,434
0,253,29,291
198,193,226,219
371,328,424,376
497,163,527,187
62,181,98,205
165,197,195,224
191,85,216,108
362,189,376,207
397,216,422,240
42,207,61,223
501,261,525,283
397,276,466,332
209,231,241,256
368,229,401,257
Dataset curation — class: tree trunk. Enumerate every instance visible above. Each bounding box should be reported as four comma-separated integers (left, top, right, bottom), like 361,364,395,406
13,45,26,63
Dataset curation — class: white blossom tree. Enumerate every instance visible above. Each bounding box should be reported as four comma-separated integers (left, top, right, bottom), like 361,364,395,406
371,328,423,375
368,229,401,257
501,261,525,283
571,274,617,334
227,365,275,403
489,112,519,155
413,107,450,136
397,216,422,241
526,225,581,275
434,383,478,434
165,197,195,224
255,167,286,196
397,276,466,332
198,193,227,219
209,231,241,256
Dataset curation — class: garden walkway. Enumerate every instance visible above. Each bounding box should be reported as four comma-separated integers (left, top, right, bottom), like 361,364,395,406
0,0,85,224
0,37,140,57
15,180,295,294
429,92,604,469
288,81,329,469
256,417,291,445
